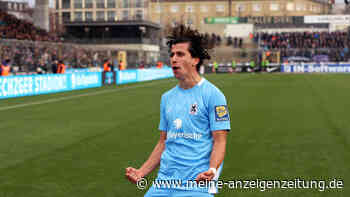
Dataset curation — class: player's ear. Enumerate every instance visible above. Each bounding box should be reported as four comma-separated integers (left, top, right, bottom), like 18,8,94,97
192,57,199,67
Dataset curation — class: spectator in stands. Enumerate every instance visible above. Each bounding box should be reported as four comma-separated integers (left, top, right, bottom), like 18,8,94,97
36,62,47,74
119,60,126,70
257,31,349,62
233,37,238,48
231,59,236,73
110,60,115,71
249,59,256,72
57,60,66,74
213,61,218,73
238,38,243,48
138,61,145,69
93,52,99,67
216,35,222,46
156,61,163,69
51,59,59,74
0,39,120,73
103,59,112,72
227,36,233,46
0,59,11,76
0,11,59,42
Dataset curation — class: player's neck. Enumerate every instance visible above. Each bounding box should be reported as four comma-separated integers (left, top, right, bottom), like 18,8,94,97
179,73,202,90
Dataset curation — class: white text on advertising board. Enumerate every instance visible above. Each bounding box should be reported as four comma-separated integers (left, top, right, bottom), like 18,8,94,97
34,75,68,93
71,73,99,89
120,71,137,82
0,77,33,97
283,64,350,73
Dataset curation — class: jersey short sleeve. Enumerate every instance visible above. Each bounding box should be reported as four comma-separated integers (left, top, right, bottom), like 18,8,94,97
158,95,168,132
208,88,231,132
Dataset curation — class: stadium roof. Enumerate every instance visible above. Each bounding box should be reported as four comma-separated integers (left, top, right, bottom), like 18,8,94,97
64,20,161,29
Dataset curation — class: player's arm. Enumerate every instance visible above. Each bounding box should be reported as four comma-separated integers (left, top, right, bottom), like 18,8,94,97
197,88,230,182
210,130,228,170
196,130,228,181
125,131,167,183
139,131,167,176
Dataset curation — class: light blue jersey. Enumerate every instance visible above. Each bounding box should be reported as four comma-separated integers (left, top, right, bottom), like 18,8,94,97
156,78,231,193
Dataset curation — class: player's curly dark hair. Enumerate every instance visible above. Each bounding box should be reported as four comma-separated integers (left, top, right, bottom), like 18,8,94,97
166,24,211,71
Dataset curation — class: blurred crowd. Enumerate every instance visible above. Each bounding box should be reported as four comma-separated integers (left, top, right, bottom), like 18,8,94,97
255,31,350,62
0,11,60,42
257,32,348,49
2,9,350,76
226,36,244,48
0,39,113,74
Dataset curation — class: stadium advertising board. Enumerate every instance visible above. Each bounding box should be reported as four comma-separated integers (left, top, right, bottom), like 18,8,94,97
216,66,232,73
0,68,173,99
66,68,90,73
137,68,174,82
313,55,329,63
0,74,69,99
283,56,311,63
102,71,116,85
117,67,174,84
70,72,102,90
0,72,102,99
304,15,350,24
66,68,102,73
204,17,239,24
281,63,350,73
117,69,138,84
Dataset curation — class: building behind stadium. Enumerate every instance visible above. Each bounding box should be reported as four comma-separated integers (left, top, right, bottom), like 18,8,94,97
54,0,333,36
0,0,32,22
149,0,332,35
53,0,340,67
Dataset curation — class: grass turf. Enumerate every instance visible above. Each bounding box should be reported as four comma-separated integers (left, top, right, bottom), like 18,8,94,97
0,74,348,197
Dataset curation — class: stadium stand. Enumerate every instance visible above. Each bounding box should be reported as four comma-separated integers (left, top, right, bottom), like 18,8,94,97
255,31,350,62
0,39,112,73
1,8,349,75
0,11,59,42
0,11,124,74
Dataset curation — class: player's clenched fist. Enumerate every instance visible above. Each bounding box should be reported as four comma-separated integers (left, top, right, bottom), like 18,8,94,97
125,167,143,184
196,169,215,182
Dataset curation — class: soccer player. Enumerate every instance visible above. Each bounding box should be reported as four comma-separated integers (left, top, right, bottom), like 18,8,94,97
125,24,231,196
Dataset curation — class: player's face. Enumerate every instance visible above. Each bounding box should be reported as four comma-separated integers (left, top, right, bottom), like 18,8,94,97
170,42,199,80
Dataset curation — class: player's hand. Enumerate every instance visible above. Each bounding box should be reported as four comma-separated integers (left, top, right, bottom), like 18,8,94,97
125,167,143,184
195,169,215,182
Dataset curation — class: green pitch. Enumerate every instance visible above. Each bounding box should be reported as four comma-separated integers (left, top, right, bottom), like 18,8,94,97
0,74,349,197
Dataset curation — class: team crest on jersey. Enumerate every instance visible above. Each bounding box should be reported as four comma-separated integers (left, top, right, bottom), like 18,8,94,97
189,103,198,115
215,105,229,121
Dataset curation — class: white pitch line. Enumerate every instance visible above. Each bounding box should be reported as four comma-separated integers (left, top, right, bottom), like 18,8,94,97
0,79,175,111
